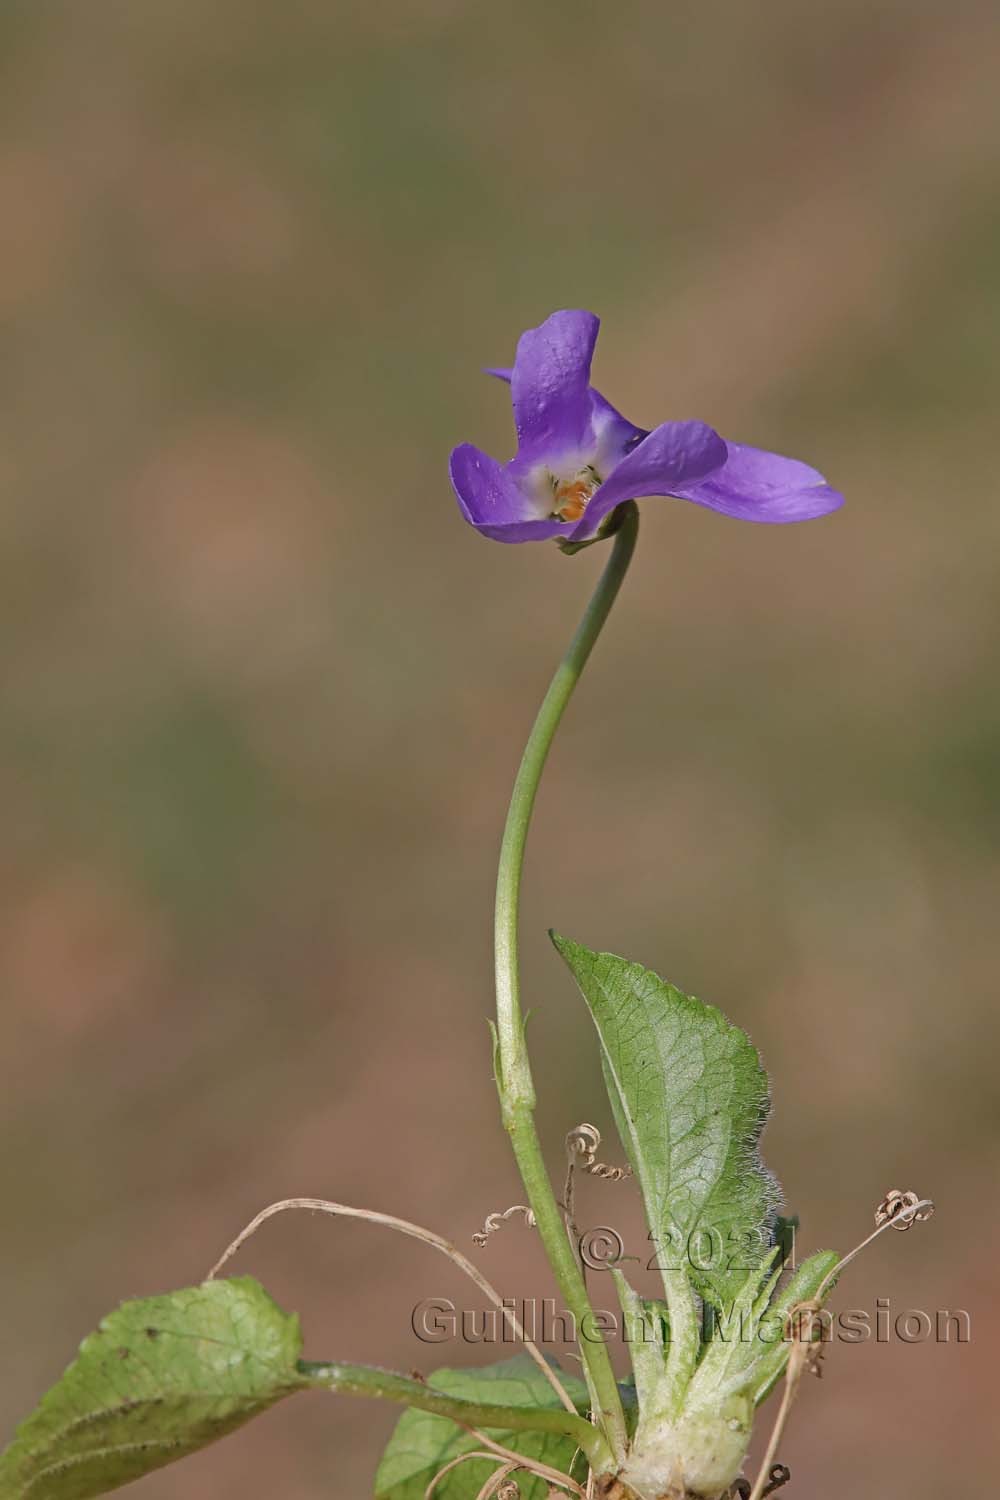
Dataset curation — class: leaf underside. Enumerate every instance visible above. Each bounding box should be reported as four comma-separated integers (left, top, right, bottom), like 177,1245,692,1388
374,1355,589,1500
553,935,781,1310
0,1277,310,1500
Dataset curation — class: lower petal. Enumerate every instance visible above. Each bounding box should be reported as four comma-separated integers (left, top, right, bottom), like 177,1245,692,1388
449,443,568,544
668,441,844,523
571,420,728,539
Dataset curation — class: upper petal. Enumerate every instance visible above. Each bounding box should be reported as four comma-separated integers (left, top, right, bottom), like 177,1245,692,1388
668,442,844,523
571,420,728,539
488,364,645,472
449,443,569,544
510,310,600,455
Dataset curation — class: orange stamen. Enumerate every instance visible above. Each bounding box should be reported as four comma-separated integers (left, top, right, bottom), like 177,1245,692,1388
554,479,592,523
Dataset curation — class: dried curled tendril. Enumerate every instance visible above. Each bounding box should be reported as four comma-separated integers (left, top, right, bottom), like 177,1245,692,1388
875,1188,935,1231
472,1126,629,1250
730,1464,791,1500
472,1204,537,1247
564,1123,632,1182
561,1124,631,1257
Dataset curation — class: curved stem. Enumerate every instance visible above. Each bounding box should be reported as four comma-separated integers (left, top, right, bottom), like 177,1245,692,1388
206,1195,576,1413
493,503,639,1459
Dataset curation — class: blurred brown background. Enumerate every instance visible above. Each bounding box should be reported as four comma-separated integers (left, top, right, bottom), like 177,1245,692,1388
1,1,997,1496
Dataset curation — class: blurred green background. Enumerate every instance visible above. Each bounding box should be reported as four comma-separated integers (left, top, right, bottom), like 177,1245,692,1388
1,1,997,1496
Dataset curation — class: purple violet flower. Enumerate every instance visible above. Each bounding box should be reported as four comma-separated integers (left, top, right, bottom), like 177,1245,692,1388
449,309,843,545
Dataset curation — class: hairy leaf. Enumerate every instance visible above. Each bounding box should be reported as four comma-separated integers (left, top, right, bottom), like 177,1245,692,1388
553,935,781,1310
0,1278,311,1500
374,1356,589,1500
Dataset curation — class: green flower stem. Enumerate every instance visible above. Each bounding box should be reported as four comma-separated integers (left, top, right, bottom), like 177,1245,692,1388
299,1361,611,1469
493,502,639,1460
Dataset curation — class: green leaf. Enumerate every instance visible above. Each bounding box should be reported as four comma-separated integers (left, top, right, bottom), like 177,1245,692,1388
374,1356,589,1500
610,1271,669,1417
0,1278,311,1500
552,935,781,1311
687,1247,838,1409
751,1249,840,1404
